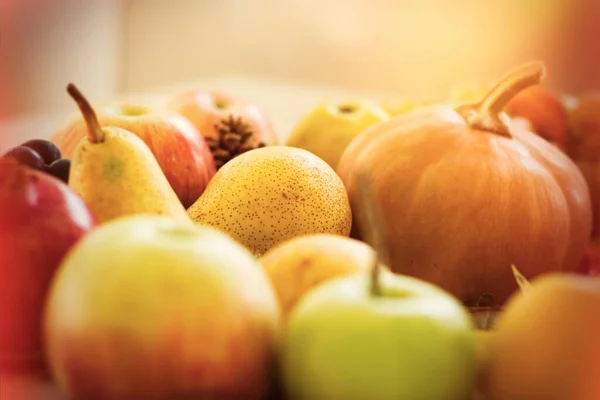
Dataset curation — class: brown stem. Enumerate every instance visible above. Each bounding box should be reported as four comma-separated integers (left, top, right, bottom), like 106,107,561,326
67,83,105,143
370,253,382,297
456,61,546,137
357,169,388,297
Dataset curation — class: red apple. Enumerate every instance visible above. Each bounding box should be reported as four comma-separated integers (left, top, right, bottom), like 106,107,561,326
506,85,570,147
50,103,216,208
0,158,97,374
165,89,278,169
44,215,280,400
507,89,599,237
565,93,600,237
578,238,600,276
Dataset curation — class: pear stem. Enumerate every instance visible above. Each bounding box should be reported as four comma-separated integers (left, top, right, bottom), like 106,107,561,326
67,83,105,144
456,62,546,137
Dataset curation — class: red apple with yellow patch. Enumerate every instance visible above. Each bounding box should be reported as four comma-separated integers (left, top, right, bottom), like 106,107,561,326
165,89,278,169
44,215,281,400
51,103,216,208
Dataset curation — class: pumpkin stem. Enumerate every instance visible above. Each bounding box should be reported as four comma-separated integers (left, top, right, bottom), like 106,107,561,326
457,62,546,137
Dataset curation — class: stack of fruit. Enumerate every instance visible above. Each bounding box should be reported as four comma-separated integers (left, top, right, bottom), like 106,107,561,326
1,61,598,400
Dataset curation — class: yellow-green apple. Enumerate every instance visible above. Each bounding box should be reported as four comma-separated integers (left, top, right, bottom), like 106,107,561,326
0,158,97,375
50,103,216,208
286,100,389,169
281,266,478,400
483,272,600,400
44,214,281,400
165,89,278,169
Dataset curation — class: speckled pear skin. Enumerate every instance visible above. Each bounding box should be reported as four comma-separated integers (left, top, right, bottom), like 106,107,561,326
68,127,191,225
187,146,352,256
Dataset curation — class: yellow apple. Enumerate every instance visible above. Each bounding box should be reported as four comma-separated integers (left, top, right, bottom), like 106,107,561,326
286,99,389,169
260,234,376,320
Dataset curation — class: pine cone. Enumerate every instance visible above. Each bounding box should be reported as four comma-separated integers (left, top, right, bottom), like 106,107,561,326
209,115,267,169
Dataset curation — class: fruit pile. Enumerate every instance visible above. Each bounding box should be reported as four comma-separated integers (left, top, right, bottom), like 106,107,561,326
1,61,598,400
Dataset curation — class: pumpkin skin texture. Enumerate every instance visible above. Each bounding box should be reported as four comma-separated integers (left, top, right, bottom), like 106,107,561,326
337,63,593,306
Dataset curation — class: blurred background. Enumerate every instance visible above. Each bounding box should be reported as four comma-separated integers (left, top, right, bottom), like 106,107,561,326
0,0,599,145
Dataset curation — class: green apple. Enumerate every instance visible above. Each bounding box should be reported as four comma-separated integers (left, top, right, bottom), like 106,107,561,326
44,214,281,400
285,99,389,169
281,268,478,400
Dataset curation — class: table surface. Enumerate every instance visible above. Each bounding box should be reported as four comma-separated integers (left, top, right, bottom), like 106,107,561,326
1,371,488,400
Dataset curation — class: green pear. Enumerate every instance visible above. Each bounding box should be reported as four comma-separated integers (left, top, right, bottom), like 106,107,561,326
187,146,352,256
66,84,190,225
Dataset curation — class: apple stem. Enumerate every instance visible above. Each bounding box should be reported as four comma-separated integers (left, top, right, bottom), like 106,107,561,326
456,62,546,138
67,83,105,144
370,253,382,297
356,169,388,298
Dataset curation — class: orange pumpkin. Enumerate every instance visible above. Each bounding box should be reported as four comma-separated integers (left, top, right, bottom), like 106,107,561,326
337,62,593,306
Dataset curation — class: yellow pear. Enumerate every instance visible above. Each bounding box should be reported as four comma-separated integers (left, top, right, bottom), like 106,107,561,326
187,146,352,256
260,234,376,319
285,99,389,169
66,84,190,225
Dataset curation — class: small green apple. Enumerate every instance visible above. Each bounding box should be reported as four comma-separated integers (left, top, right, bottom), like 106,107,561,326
285,100,389,169
281,268,478,400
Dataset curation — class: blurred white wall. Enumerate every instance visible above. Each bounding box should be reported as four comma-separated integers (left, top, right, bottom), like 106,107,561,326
0,0,123,120
120,0,569,96
2,0,596,126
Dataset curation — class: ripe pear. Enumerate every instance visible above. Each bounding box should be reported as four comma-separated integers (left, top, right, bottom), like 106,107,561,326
286,99,389,169
187,146,352,256
66,84,190,225
260,234,376,319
